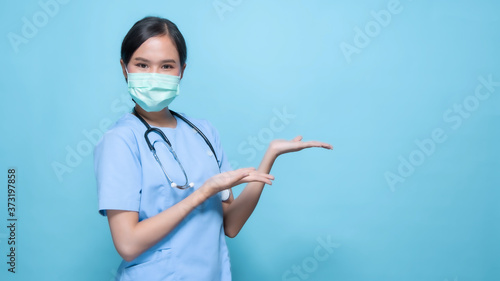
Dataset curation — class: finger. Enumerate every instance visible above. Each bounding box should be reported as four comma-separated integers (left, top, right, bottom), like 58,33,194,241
249,171,275,180
228,169,274,186
223,170,246,179
234,167,256,176
302,141,333,150
222,168,254,181
242,172,273,181
211,172,245,187
209,168,259,191
240,174,274,185
292,135,303,142
237,167,256,173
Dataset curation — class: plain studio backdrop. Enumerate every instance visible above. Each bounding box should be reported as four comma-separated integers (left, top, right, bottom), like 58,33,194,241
1,0,499,280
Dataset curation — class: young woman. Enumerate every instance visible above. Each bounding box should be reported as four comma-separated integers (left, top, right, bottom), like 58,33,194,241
94,16,332,281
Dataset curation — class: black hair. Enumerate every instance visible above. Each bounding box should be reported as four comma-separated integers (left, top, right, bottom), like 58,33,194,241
121,16,187,67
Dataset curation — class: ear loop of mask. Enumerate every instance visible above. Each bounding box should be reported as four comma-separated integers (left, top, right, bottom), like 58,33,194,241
124,65,136,105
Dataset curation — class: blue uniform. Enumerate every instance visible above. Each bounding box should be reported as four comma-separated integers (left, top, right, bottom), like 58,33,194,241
94,112,232,281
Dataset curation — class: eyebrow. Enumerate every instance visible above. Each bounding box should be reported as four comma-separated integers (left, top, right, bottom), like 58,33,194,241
133,57,177,63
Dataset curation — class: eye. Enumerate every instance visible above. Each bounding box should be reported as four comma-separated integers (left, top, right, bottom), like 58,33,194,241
135,63,148,68
161,64,174,69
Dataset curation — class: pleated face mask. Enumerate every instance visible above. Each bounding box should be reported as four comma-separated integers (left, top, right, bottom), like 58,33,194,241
126,69,181,112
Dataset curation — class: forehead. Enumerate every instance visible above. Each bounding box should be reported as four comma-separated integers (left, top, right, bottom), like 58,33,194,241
132,35,179,61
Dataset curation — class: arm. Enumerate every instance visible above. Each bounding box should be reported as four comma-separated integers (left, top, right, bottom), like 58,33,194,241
221,149,276,238
107,188,207,262
222,136,333,238
107,168,273,262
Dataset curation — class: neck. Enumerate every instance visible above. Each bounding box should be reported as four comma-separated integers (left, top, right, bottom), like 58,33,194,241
133,105,177,128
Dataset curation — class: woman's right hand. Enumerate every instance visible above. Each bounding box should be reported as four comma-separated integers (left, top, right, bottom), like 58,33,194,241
199,168,274,198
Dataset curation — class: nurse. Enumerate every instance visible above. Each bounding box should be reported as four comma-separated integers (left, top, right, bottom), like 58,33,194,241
94,16,332,281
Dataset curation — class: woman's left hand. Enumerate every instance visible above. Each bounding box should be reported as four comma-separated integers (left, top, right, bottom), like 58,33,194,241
269,135,333,157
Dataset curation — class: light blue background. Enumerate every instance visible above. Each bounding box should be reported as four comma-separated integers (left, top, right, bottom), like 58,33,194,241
1,0,499,280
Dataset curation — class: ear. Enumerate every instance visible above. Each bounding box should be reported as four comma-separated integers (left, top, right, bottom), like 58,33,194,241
120,59,128,81
180,63,187,80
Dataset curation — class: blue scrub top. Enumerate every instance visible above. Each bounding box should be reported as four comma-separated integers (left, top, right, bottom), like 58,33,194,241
94,112,233,281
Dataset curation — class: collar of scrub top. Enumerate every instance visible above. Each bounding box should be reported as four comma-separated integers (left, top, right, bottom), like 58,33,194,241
133,107,221,189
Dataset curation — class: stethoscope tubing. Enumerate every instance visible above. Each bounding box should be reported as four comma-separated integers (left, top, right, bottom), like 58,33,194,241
133,108,220,189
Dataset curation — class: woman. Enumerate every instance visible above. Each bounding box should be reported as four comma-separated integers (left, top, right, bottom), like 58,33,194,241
94,16,332,281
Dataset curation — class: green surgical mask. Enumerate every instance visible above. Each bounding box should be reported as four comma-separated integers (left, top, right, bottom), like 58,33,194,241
126,69,181,112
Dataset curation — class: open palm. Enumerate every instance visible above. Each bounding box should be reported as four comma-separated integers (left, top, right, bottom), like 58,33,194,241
269,136,333,156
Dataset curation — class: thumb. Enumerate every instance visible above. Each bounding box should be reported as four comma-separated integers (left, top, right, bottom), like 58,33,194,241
292,135,303,142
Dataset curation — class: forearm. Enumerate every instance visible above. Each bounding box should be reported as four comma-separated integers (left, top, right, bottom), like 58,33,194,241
111,189,208,261
223,147,278,237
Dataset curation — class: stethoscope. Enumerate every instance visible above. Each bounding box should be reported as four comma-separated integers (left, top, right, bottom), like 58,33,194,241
133,108,220,190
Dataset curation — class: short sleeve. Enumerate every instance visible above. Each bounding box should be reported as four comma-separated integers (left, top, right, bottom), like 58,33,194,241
94,128,142,216
206,121,233,173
